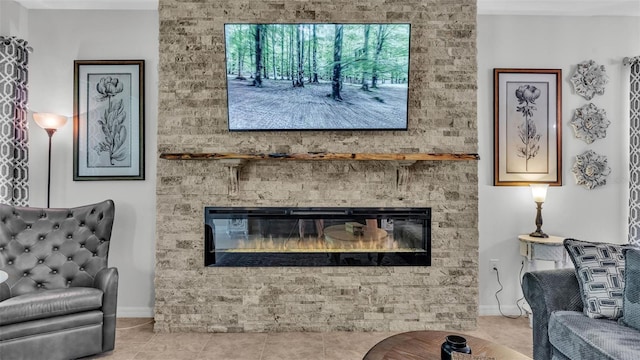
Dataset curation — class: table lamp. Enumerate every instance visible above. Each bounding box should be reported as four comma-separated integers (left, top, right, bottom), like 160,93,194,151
529,184,549,238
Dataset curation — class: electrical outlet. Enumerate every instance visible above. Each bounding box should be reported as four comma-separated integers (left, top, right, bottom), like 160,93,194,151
490,259,499,272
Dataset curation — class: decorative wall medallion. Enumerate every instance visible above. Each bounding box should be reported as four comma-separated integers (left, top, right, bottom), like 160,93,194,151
572,150,611,189
570,60,609,100
570,103,610,144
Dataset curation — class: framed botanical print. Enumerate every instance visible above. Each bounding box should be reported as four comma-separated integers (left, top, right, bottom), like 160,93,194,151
494,68,562,186
73,60,145,180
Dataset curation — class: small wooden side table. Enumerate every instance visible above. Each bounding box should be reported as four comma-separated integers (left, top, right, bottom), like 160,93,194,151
518,234,568,271
518,235,568,327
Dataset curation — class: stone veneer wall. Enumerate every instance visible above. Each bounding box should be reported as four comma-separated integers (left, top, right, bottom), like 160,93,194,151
155,0,478,332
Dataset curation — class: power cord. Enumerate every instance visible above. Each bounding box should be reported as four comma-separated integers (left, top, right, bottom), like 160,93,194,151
493,260,525,319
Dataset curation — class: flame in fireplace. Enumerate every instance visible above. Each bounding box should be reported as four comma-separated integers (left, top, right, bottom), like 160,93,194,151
227,235,407,253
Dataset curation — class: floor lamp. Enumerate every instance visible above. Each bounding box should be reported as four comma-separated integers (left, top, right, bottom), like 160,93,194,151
33,113,67,208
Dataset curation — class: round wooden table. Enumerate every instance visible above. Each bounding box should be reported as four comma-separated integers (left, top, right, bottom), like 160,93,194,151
363,331,531,360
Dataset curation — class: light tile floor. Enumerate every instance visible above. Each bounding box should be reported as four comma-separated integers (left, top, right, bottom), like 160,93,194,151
86,316,532,360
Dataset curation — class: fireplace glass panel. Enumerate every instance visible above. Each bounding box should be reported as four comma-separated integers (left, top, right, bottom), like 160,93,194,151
204,207,430,266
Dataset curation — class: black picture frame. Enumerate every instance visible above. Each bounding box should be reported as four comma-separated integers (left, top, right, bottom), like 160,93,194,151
73,60,145,180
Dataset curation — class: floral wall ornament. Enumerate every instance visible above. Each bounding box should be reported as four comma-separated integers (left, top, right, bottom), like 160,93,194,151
570,60,609,100
570,103,610,144
572,150,611,189
515,84,542,170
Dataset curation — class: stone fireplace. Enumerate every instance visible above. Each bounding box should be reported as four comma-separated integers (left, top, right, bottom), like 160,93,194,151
155,0,478,332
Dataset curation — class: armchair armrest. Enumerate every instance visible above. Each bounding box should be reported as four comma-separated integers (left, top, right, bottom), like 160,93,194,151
0,282,9,302
93,267,118,352
522,268,583,360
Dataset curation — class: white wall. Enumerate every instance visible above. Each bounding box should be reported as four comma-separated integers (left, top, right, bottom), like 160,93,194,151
0,0,29,37
25,9,158,316
478,15,640,314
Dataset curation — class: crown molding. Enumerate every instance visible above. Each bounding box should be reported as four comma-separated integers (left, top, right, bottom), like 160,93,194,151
478,0,640,16
12,0,640,16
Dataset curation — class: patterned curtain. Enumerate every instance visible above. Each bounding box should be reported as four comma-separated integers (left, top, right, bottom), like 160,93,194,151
0,36,30,206
627,56,640,245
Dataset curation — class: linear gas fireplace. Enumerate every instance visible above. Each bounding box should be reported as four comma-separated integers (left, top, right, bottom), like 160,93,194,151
204,207,431,266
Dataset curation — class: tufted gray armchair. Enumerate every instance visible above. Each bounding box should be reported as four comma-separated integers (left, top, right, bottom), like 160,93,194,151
0,200,118,360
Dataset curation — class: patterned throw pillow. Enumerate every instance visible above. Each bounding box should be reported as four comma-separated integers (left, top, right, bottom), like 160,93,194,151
622,248,640,330
564,238,631,319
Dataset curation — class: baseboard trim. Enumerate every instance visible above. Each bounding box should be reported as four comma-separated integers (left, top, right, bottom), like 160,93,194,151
117,306,154,318
479,305,529,316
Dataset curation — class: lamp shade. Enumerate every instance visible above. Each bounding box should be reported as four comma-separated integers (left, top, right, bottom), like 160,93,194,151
33,113,67,130
530,184,549,203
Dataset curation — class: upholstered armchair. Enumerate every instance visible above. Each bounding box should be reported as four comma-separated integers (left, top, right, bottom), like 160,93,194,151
0,200,117,360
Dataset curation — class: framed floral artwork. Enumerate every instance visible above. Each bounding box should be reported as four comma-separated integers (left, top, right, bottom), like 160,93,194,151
493,69,562,186
73,60,145,180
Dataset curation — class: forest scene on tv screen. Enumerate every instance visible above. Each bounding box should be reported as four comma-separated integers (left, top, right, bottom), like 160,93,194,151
224,23,411,131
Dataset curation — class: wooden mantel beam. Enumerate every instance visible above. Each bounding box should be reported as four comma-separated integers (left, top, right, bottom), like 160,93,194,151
159,152,480,161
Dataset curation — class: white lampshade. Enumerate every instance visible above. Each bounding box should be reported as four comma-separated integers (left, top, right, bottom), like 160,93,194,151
530,184,549,203
33,113,67,130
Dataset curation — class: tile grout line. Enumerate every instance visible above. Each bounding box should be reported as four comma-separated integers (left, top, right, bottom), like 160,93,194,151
259,332,269,360
140,332,157,359
195,332,209,360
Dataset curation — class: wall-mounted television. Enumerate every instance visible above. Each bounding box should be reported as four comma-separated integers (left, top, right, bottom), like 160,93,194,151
224,23,411,131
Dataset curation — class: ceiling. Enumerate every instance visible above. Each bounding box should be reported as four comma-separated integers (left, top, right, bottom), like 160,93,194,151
11,0,640,16
13,0,158,10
